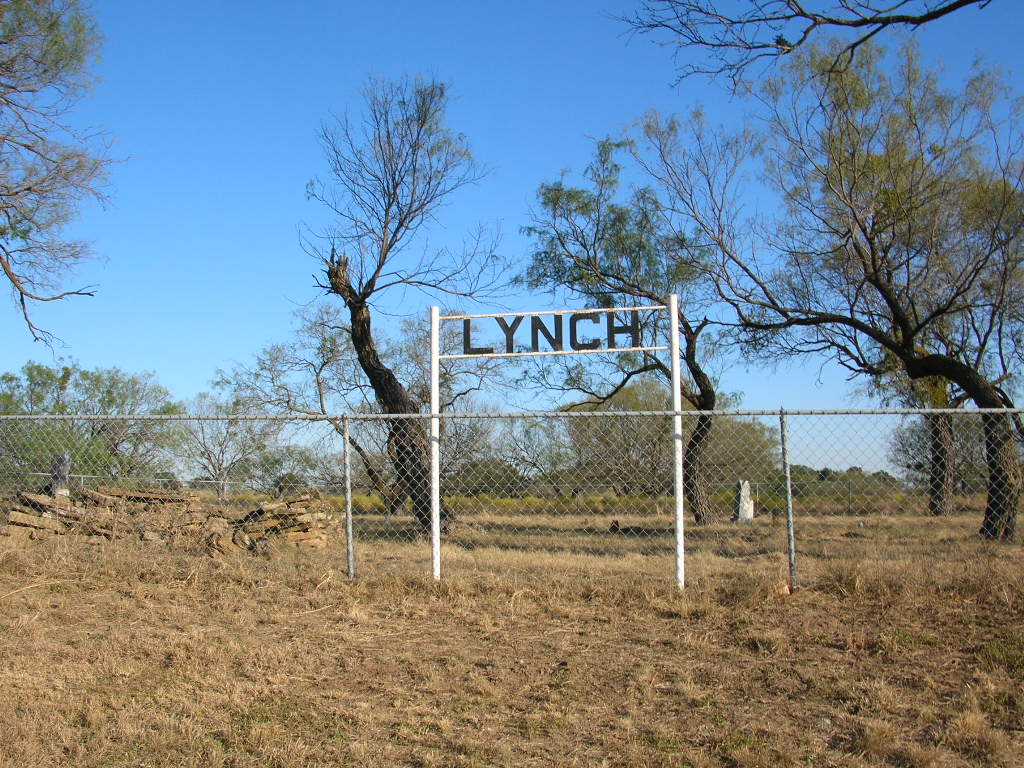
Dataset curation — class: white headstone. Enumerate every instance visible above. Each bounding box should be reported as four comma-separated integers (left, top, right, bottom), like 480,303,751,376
49,452,71,508
734,480,754,522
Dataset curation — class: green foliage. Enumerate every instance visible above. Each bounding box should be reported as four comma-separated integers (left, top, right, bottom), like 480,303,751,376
0,361,183,485
786,464,903,500
756,40,1024,394
0,0,94,67
522,138,702,308
445,458,528,497
978,636,1024,679
0,0,108,340
273,472,308,496
0,0,98,95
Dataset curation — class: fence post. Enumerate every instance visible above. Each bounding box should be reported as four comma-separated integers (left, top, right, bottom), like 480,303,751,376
343,416,355,581
779,409,798,591
429,306,442,581
668,293,685,589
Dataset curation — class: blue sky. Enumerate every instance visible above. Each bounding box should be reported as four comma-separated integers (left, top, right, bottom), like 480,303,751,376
2,0,1021,411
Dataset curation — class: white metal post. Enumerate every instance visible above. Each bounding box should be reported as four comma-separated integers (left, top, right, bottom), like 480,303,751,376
779,409,797,591
343,416,355,581
668,294,685,589
429,306,442,581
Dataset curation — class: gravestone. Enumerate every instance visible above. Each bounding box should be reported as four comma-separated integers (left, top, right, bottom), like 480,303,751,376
49,452,71,498
734,480,754,523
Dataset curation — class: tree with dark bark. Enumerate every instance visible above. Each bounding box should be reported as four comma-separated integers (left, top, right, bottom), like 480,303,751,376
917,383,959,518
307,77,498,532
870,373,969,516
227,306,506,519
624,0,994,89
638,43,1023,539
889,406,990,506
1,0,109,341
522,139,724,523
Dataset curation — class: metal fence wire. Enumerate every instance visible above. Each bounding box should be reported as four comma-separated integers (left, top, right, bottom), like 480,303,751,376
0,410,1021,587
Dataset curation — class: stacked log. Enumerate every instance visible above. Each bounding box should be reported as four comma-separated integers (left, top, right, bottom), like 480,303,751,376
0,488,333,556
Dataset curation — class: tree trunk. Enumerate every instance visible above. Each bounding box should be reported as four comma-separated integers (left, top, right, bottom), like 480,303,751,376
684,413,714,525
680,320,717,526
980,411,1020,541
343,431,407,519
384,418,438,530
926,412,956,516
907,355,1020,541
326,262,448,533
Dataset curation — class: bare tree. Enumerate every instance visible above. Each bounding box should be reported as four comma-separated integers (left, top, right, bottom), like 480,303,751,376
181,392,283,500
638,43,1023,539
502,416,575,496
306,76,499,532
625,0,994,89
221,304,403,511
227,304,507,518
1,0,109,341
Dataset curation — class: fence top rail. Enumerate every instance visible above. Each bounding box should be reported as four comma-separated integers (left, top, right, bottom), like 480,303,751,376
382,407,1024,418
1,407,1022,421
439,304,667,321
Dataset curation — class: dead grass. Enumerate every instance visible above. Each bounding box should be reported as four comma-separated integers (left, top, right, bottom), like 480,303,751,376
0,520,1022,767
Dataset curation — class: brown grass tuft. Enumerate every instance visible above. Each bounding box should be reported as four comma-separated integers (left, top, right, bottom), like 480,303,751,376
945,711,1010,764
0,548,29,575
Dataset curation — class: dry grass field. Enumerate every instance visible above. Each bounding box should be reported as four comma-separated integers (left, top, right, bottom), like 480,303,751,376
1,508,1022,767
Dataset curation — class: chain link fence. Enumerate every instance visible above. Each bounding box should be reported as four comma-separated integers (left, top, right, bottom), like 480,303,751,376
0,410,1021,586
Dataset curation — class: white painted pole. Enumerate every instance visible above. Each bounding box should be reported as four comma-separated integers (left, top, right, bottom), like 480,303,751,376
780,409,797,591
668,294,685,589
343,416,355,581
429,305,442,581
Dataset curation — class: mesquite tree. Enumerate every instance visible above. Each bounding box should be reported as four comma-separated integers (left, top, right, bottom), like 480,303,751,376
226,306,506,518
522,140,723,524
639,43,1023,539
624,0,994,89
0,361,183,483
307,77,497,532
1,0,109,341
180,392,283,500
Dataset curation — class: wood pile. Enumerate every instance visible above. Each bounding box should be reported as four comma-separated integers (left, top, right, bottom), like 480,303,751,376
0,488,333,555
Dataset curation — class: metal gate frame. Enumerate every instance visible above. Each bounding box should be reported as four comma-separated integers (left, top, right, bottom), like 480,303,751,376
428,296,686,586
